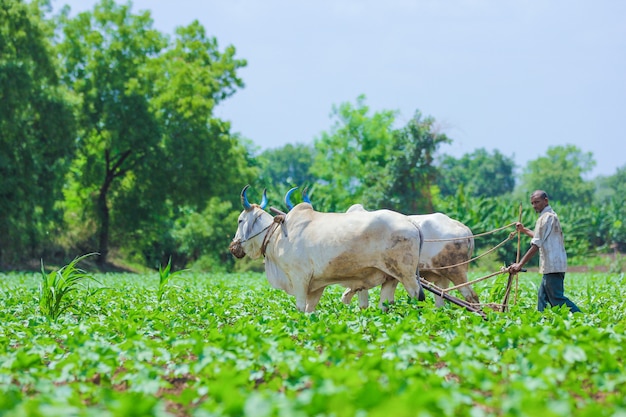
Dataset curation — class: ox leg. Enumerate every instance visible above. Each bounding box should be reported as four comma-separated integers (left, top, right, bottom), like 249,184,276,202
458,286,480,305
341,288,356,305
357,290,369,309
379,279,398,311
305,287,325,313
294,286,308,312
433,266,480,305
423,272,446,307
400,276,426,303
341,288,370,309
447,267,480,305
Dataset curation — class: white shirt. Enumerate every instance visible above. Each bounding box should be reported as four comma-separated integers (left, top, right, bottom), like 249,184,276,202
531,206,567,274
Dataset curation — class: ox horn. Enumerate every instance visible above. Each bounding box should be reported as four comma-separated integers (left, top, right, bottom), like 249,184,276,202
241,185,252,210
285,187,298,211
241,185,268,210
302,187,312,205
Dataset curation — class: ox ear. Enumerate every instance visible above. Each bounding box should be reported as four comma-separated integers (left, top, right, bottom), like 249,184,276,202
241,185,252,210
260,188,268,209
285,187,298,211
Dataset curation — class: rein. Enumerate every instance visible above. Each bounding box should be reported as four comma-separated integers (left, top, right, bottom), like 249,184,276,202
238,211,286,257
261,215,285,257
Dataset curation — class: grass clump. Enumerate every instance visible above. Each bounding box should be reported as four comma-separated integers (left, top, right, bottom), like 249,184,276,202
38,253,100,320
157,257,185,302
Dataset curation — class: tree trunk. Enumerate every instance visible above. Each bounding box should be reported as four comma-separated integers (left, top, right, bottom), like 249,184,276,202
96,179,111,266
96,149,131,267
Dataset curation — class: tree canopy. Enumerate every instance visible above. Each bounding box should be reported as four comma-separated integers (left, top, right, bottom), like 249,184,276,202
515,144,596,205
310,96,448,213
437,148,516,198
0,0,623,271
56,0,250,265
0,0,76,265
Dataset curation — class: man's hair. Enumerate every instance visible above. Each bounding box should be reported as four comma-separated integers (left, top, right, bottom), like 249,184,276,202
532,190,549,200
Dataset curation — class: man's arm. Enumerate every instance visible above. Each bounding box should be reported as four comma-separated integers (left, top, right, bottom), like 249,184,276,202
509,244,538,273
516,222,534,238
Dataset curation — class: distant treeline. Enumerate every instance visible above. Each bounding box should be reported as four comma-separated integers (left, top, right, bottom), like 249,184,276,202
1,0,624,272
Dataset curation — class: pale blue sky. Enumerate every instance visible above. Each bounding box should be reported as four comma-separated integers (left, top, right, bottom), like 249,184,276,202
54,0,626,178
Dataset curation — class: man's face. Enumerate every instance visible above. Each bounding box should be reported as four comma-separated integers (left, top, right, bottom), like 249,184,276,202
530,193,548,213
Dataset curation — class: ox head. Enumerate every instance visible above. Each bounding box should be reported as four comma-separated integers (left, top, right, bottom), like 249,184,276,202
284,186,312,211
229,185,272,259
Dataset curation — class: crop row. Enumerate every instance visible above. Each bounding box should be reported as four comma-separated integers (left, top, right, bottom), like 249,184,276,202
1,271,625,416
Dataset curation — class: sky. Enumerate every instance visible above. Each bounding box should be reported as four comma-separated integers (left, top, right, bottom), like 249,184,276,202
54,0,625,178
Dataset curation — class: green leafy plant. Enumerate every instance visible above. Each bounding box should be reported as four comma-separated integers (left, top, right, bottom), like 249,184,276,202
3,270,624,416
157,257,185,302
38,253,100,320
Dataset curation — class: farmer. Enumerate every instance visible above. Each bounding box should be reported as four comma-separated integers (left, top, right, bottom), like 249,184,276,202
509,190,582,313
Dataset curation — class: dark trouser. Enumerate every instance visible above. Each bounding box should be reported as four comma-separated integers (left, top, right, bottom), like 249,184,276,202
538,273,581,313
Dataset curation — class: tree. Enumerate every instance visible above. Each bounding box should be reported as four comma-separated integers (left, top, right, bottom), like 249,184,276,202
0,0,76,266
57,0,166,265
124,20,252,266
311,96,449,213
256,143,316,207
437,148,516,198
594,164,626,203
372,111,450,213
311,95,398,211
515,144,596,205
57,1,250,266
150,20,250,210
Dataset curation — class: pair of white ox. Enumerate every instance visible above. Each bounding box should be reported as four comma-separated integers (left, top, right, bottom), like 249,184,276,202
229,186,479,312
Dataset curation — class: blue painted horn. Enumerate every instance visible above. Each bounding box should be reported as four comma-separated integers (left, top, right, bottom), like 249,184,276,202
241,185,268,210
302,187,312,204
241,185,252,210
285,187,298,211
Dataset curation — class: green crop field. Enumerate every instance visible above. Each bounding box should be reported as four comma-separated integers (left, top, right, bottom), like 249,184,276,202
1,270,625,417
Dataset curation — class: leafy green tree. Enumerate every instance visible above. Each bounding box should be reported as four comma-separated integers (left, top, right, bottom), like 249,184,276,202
120,20,251,266
515,144,596,205
311,97,449,213
256,143,316,207
57,1,250,266
594,164,626,203
57,0,166,265
311,95,398,211
150,20,249,210
372,111,450,213
171,197,239,271
0,0,76,266
437,148,516,198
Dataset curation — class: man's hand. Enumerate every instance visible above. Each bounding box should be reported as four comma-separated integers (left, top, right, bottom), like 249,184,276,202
516,222,534,238
508,263,524,274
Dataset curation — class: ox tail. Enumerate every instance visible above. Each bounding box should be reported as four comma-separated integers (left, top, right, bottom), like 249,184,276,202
416,225,425,302
467,229,475,259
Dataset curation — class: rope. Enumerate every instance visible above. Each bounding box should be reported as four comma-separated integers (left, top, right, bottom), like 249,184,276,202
424,231,517,271
423,222,517,242
261,215,285,257
441,266,510,293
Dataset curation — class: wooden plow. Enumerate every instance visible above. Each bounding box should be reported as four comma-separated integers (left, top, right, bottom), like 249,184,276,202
418,277,488,320
420,203,526,319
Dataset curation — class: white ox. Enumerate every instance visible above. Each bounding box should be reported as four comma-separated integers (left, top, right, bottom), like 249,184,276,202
229,186,425,312
342,204,479,308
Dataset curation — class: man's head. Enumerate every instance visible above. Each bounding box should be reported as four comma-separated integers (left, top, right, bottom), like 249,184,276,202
530,190,549,213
